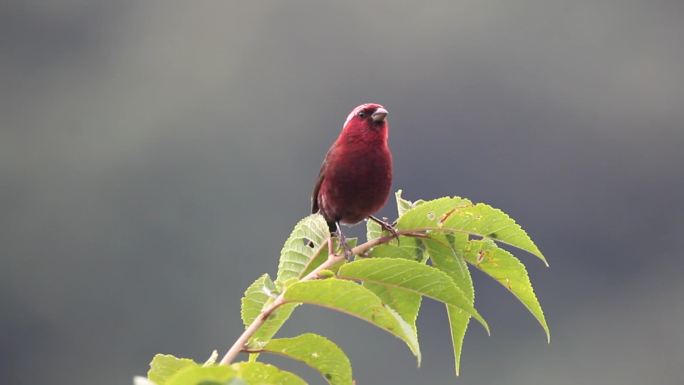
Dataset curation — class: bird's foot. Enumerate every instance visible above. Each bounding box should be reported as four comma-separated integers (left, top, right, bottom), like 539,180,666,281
335,222,355,261
370,215,400,245
341,242,354,261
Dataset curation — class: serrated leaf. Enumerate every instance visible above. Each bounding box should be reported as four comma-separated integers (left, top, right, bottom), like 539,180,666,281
425,234,473,298
442,203,547,265
251,333,352,385
148,354,198,385
240,274,299,352
397,197,547,266
283,279,421,363
364,191,425,332
464,239,550,341
276,214,330,282
166,365,235,385
363,238,426,332
363,281,422,333
337,258,489,334
230,361,307,385
241,274,278,327
445,305,470,375
397,196,473,230
424,233,473,376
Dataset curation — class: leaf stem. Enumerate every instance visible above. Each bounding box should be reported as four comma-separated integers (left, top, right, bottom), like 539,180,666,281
218,229,425,365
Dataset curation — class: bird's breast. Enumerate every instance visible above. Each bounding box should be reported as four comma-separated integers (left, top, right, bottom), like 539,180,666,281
320,144,392,224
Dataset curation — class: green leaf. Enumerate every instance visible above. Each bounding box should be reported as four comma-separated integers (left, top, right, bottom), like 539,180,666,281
365,208,425,333
363,281,421,333
363,238,427,332
364,190,415,242
397,196,473,230
424,233,473,376
395,189,428,215
148,354,198,385
397,197,547,266
363,190,411,241
442,203,547,266
425,234,473,298
241,274,278,327
395,189,414,216
251,333,353,385
299,238,356,278
337,258,489,334
363,191,426,332
366,218,383,241
463,239,550,341
365,238,425,262
276,214,330,282
247,302,298,351
166,365,236,385
283,279,421,363
240,274,299,351
445,305,470,375
167,362,305,385
230,362,307,385
367,192,426,262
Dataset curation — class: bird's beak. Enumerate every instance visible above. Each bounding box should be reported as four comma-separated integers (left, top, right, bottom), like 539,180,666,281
371,107,388,122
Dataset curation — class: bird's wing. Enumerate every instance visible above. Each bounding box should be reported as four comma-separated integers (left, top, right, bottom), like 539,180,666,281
311,159,326,214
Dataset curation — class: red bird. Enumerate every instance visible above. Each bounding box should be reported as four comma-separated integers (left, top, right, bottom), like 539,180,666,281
312,103,397,257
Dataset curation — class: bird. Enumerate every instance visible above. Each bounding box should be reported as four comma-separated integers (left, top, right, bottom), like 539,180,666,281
311,103,397,258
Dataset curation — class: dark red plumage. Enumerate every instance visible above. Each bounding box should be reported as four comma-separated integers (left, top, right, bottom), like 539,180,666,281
312,103,393,233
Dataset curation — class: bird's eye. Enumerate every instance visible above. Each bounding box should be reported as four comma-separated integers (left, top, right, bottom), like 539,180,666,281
358,111,366,118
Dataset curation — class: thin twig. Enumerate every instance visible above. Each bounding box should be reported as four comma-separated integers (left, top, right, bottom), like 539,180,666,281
218,229,426,365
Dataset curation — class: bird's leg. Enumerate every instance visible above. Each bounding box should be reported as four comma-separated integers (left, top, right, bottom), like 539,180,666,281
335,222,355,261
369,215,400,245
327,235,334,257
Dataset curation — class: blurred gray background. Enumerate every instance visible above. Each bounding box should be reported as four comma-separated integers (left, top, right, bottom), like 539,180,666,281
2,1,683,384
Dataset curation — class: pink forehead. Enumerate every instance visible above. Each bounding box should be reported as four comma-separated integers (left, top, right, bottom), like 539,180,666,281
343,103,384,126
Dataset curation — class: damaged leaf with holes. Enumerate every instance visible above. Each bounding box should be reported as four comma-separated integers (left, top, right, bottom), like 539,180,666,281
276,214,330,282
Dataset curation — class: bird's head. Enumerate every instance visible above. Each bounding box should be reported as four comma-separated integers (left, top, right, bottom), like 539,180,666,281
341,103,389,141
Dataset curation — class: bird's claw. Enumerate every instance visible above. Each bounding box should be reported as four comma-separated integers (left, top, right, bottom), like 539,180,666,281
342,243,355,261
370,216,401,246
334,222,356,261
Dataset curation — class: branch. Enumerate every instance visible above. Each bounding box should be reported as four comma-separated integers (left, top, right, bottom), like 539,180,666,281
218,229,425,365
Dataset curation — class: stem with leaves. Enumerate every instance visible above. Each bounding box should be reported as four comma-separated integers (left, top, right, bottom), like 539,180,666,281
218,230,426,365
